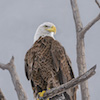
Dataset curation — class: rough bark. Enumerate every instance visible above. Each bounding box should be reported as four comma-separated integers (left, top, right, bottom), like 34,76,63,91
70,0,100,100
38,65,96,100
0,56,28,100
0,89,6,100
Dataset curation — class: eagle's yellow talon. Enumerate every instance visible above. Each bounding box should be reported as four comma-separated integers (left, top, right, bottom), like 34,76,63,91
39,90,46,97
38,90,49,100
38,92,41,95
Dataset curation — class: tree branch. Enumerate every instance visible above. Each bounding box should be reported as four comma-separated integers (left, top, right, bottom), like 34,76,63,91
0,89,6,100
0,56,28,100
80,13,100,38
95,0,100,8
70,0,83,32
38,65,96,100
70,0,99,100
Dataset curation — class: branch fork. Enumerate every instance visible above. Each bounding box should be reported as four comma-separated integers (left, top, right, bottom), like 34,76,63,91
0,56,28,100
70,0,99,100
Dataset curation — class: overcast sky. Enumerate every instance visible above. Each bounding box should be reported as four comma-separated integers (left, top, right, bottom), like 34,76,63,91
0,0,100,100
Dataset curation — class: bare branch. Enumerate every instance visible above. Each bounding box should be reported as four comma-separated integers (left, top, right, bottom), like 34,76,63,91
0,63,9,70
70,0,100,100
0,56,28,100
70,0,90,99
95,0,100,8
80,13,100,38
0,89,6,100
70,0,83,32
38,65,96,100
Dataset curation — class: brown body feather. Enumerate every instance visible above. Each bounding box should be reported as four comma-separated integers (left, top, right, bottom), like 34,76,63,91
25,36,77,100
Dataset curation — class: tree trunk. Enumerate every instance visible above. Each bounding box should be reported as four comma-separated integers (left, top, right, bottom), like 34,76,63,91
70,0,100,100
77,38,90,100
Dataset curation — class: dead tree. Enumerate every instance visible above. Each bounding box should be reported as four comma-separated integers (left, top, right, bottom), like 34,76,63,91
70,0,100,100
0,1,100,100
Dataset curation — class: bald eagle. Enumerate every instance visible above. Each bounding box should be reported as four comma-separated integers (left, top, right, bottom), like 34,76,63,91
25,22,77,100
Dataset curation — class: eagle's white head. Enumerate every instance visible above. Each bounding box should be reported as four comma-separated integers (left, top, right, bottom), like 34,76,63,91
34,22,56,42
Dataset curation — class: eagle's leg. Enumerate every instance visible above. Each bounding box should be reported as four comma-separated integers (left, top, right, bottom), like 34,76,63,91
37,76,59,100
33,85,43,98
36,81,49,100
37,83,50,100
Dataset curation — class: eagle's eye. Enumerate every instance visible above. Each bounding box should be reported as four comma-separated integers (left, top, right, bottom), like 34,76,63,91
44,25,48,27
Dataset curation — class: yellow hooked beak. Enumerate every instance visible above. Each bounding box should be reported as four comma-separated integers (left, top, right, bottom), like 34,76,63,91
46,26,56,34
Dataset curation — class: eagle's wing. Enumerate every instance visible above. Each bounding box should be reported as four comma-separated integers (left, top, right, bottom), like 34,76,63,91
24,47,37,95
25,47,35,80
25,44,46,98
51,40,77,100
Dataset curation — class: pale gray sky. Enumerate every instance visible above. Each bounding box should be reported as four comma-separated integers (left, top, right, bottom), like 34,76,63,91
0,0,100,100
